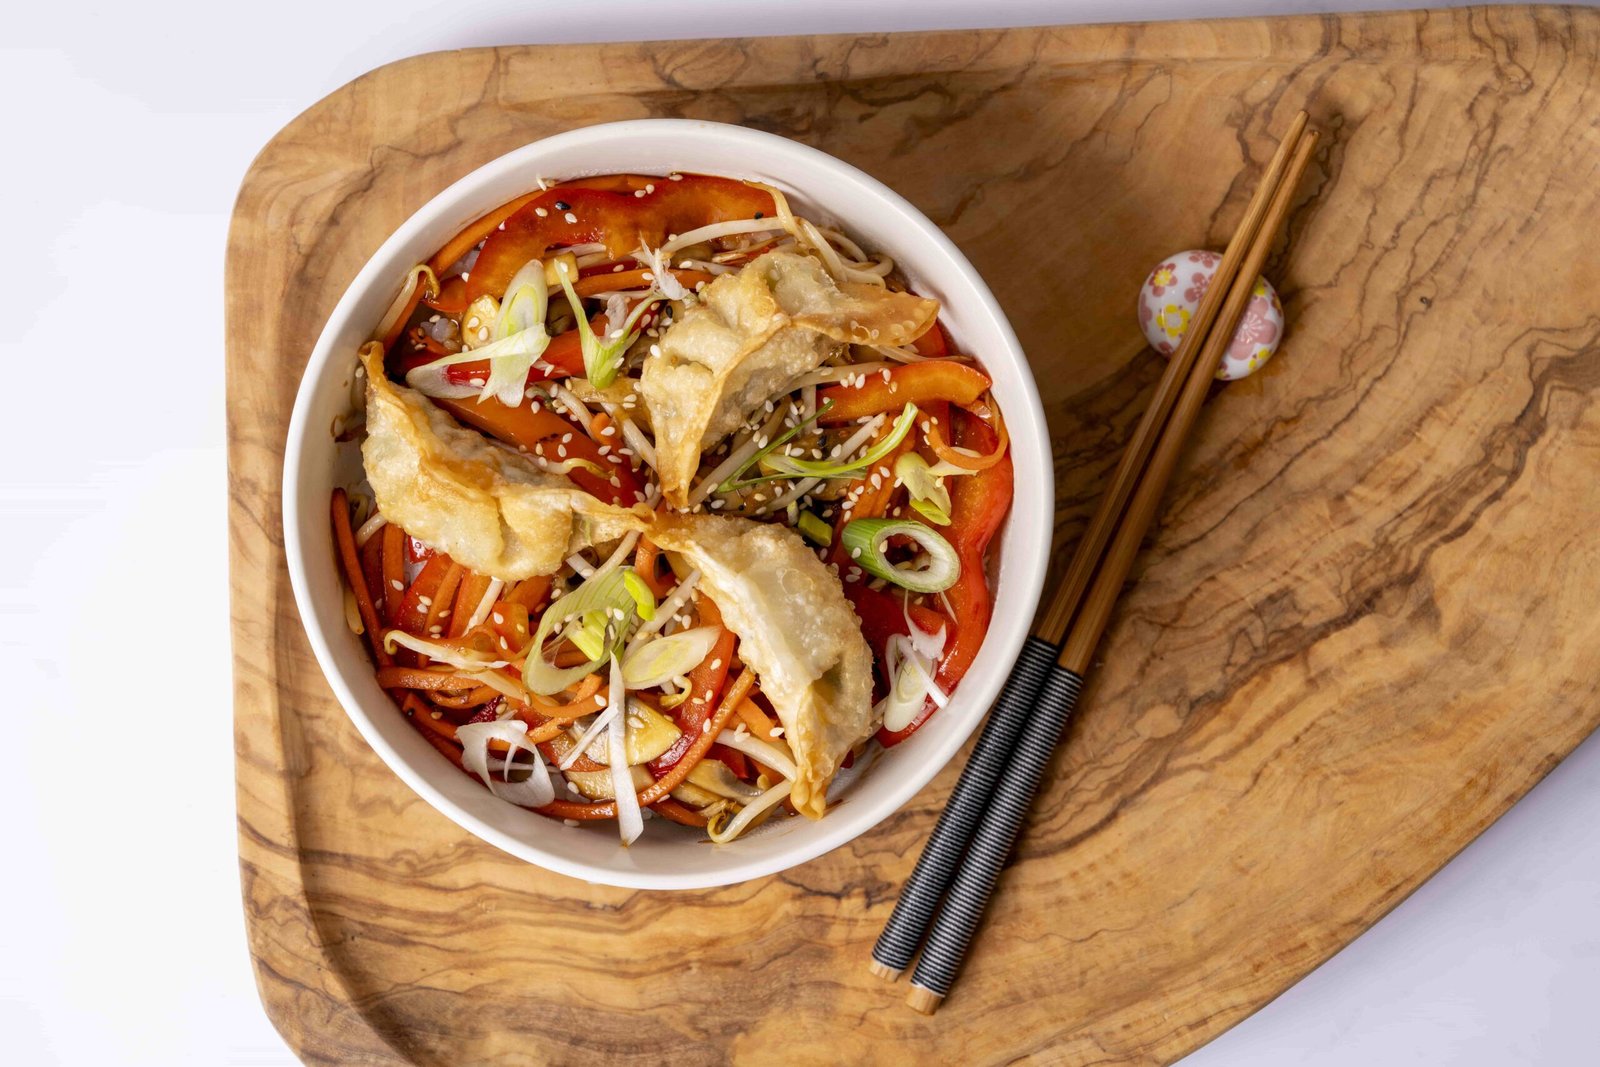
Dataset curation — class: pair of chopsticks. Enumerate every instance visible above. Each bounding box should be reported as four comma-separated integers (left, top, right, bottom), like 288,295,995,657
871,112,1320,1014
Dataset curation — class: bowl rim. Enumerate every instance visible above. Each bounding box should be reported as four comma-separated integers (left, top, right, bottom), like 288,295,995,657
283,118,1052,889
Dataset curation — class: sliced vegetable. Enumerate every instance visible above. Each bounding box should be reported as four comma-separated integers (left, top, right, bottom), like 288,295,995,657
374,264,439,349
894,452,952,526
839,518,961,593
522,563,642,695
605,657,644,844
932,409,1013,692
458,720,555,807
575,702,682,767
796,510,833,546
878,628,949,733
466,175,775,302
757,404,917,482
817,361,989,423
717,400,832,492
382,630,508,671
553,259,657,388
621,627,723,690
707,780,792,844
407,259,552,406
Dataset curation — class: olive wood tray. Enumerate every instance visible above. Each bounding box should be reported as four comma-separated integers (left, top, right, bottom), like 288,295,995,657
227,7,1600,1063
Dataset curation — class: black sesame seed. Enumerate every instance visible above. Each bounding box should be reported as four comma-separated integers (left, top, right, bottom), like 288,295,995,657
754,211,764,219
554,200,570,211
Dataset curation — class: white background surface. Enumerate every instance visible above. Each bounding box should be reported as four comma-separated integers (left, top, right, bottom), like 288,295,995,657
3,1,1593,1063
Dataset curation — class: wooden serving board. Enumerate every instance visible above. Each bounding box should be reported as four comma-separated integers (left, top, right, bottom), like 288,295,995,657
228,8,1600,1064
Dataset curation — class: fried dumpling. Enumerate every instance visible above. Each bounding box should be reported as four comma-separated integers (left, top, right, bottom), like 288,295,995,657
647,513,873,818
360,345,648,581
640,250,939,507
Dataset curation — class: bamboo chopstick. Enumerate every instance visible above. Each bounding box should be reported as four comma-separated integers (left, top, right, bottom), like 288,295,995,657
869,112,1315,987
901,127,1320,1015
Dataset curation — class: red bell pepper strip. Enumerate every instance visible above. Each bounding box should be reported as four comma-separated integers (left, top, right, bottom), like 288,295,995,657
649,598,737,774
467,174,774,303
869,410,1012,746
846,585,949,664
932,411,1013,692
817,361,990,424
424,174,654,278
911,320,950,357
432,395,647,506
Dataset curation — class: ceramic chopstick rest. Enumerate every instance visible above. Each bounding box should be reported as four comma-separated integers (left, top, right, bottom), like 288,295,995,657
1137,250,1284,380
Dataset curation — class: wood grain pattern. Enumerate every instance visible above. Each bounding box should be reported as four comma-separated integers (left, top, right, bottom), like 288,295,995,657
228,9,1600,1064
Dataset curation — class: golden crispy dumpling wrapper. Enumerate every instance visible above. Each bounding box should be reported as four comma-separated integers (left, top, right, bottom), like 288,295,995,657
359,345,648,580
647,513,874,818
640,251,938,506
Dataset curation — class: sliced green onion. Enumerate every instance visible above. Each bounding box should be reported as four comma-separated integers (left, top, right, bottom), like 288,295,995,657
895,453,952,526
407,259,551,407
622,571,658,621
838,517,960,593
796,510,833,546
554,259,657,388
620,626,722,690
758,403,917,482
522,564,641,695
717,400,833,493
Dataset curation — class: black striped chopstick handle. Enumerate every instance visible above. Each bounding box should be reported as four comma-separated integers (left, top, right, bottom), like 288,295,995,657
908,663,1085,1000
872,636,1059,976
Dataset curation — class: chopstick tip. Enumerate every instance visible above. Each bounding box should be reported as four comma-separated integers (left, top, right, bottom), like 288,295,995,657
868,958,903,981
906,986,945,1015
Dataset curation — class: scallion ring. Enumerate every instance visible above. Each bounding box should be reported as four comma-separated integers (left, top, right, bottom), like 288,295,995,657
838,518,960,593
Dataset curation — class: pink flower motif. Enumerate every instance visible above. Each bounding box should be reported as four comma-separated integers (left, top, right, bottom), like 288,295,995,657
1228,296,1279,360
1184,271,1210,304
1138,297,1153,328
1147,262,1178,297
1187,250,1220,268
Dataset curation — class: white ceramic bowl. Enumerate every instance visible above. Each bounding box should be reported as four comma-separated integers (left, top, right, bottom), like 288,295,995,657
284,119,1052,890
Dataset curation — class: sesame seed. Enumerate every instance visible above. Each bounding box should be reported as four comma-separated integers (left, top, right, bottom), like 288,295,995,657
492,612,504,624
535,207,548,217
710,659,723,671
430,710,443,720
564,212,578,224
439,609,451,618
771,727,785,738
390,579,404,591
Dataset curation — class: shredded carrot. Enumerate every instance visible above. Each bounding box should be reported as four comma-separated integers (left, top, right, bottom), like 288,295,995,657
735,699,780,741
425,686,500,709
397,555,453,636
732,697,784,780
651,798,709,828
403,692,457,742
380,525,407,628
419,725,467,769
449,573,494,638
331,490,391,666
522,673,604,717
423,562,464,638
572,268,714,298
633,537,670,598
504,575,552,612
375,666,483,691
